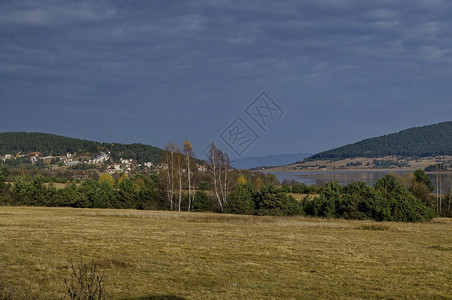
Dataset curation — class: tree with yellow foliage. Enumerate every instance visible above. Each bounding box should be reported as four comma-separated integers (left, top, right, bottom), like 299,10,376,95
117,173,129,186
99,172,114,187
254,177,263,191
236,175,247,185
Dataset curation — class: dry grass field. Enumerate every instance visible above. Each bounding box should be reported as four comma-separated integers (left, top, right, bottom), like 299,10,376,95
1,207,451,299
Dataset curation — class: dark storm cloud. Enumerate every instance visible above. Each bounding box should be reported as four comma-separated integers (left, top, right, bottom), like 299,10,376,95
1,0,452,156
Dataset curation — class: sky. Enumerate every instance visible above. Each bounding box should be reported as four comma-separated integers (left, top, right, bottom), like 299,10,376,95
1,0,452,159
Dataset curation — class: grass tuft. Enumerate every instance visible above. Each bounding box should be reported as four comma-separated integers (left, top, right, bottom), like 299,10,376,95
0,282,13,300
94,258,128,269
428,245,452,252
357,224,391,231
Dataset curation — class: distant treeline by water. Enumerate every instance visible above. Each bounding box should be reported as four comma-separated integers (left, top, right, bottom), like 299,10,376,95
271,170,452,192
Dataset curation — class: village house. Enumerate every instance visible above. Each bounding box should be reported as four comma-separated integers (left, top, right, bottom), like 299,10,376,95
157,163,168,170
106,163,122,174
40,156,55,164
27,152,43,159
28,152,43,163
197,164,207,172
88,152,109,164
106,167,116,174
66,161,81,167
120,158,133,165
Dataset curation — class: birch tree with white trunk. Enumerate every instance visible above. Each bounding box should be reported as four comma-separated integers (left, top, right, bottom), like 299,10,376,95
207,142,231,212
183,140,194,212
162,143,176,210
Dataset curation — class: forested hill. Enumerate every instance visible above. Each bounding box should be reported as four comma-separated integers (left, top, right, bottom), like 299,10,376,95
0,132,164,164
309,121,452,160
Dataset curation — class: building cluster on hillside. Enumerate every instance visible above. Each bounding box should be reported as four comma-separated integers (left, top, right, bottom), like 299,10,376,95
106,157,134,174
1,151,79,165
1,151,208,174
89,152,109,164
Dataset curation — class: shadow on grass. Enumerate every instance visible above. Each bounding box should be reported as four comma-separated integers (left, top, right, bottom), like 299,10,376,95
125,295,186,300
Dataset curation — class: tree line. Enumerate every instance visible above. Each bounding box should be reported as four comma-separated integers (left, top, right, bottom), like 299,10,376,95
0,142,445,221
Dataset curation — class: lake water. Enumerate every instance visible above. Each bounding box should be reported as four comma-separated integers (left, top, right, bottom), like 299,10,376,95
269,170,451,190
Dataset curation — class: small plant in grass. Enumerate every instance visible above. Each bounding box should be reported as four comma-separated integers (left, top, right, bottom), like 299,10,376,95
0,282,12,300
64,259,104,300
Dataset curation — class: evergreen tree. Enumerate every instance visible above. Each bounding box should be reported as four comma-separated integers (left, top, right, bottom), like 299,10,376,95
254,185,302,216
192,190,211,212
224,183,254,215
116,179,138,209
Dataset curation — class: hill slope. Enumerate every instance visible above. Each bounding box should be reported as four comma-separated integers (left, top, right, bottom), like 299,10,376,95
0,132,163,164
309,121,452,160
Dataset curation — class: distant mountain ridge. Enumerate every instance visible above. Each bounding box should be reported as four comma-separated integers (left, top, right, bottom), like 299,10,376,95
309,121,452,160
0,132,163,164
231,153,312,169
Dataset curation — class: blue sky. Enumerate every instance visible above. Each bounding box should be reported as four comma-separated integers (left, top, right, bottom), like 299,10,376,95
1,0,452,159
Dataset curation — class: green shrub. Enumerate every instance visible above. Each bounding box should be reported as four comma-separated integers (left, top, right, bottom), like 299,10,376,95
192,190,211,212
304,175,434,222
224,184,254,215
291,183,307,194
254,185,302,216
279,185,291,193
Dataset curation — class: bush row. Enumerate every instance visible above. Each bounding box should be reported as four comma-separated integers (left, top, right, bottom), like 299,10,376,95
303,175,434,222
0,170,436,222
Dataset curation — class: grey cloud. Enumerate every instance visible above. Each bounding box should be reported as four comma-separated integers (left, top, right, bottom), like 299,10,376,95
1,0,452,155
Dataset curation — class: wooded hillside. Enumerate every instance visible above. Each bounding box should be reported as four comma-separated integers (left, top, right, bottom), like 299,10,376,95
309,121,452,160
0,132,163,164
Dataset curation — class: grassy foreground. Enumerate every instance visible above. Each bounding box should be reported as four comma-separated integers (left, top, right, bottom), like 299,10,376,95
1,207,451,299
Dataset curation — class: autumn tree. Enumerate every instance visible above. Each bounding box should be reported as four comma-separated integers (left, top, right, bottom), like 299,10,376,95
175,146,183,211
236,175,247,185
117,173,129,186
0,168,11,204
207,142,231,212
99,172,114,187
435,164,441,214
161,143,176,210
183,140,195,212
448,177,452,216
254,177,264,192
410,170,434,207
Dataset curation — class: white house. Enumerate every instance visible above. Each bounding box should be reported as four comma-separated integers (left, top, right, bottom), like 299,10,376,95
197,164,207,172
89,152,109,164
120,158,133,164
